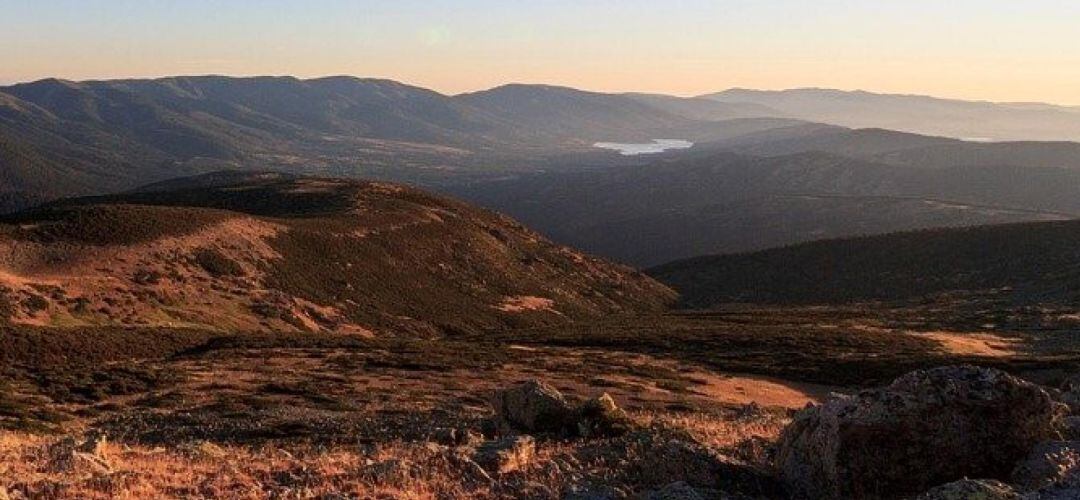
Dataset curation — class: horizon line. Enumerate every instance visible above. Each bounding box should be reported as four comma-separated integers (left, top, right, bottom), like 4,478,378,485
2,73,1079,108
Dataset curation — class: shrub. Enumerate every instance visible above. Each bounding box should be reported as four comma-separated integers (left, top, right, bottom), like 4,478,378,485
21,293,49,314
0,287,13,322
132,268,164,285
193,248,244,277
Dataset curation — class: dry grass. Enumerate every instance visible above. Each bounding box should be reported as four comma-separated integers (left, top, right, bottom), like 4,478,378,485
0,406,785,499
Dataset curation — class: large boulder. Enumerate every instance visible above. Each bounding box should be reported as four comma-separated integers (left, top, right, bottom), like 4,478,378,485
915,479,1019,500
776,365,1064,499
490,380,574,434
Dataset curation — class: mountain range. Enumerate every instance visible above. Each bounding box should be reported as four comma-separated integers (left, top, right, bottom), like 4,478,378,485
5,76,1080,268
705,87,1080,142
0,76,785,212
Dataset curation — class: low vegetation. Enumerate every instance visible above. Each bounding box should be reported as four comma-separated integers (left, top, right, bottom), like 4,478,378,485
652,220,1080,308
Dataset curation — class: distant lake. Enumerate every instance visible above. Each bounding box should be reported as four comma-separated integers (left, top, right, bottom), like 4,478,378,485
593,139,694,155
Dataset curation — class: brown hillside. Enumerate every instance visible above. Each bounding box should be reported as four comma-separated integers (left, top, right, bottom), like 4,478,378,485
0,174,674,336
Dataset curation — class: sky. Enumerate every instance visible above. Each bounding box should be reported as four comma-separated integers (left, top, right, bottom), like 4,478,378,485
3,0,1080,104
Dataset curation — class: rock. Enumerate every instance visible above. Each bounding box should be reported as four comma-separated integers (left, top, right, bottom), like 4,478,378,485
448,454,494,487
471,436,536,474
564,483,629,500
576,393,637,438
1061,416,1080,440
1058,375,1080,415
431,427,484,448
1011,441,1080,491
776,365,1064,499
490,379,573,433
641,481,705,500
0,486,9,500
77,430,107,454
915,479,1019,499
359,458,415,485
634,433,778,495
45,436,111,475
179,441,228,460
431,427,459,446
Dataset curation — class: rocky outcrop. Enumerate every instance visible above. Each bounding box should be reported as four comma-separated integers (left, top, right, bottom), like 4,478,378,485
490,380,638,438
915,479,1019,500
776,365,1064,499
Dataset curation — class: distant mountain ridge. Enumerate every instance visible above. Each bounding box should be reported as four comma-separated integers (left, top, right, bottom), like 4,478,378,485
0,76,789,212
704,87,1080,142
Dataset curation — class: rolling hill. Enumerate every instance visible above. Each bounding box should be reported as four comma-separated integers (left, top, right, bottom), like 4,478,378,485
0,172,674,335
650,220,1080,308
452,151,1077,266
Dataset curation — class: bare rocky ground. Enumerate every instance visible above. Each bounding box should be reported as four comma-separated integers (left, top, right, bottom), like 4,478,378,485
3,299,1080,499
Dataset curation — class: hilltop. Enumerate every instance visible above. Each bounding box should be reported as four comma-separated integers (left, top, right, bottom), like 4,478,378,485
0,172,674,335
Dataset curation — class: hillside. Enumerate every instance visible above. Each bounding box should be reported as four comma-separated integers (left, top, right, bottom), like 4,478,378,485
650,220,1080,308
453,151,1074,266
0,76,798,211
705,88,1080,142
701,124,1080,172
0,173,674,335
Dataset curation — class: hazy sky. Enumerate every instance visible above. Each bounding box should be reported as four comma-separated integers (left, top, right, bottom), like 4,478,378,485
4,0,1080,104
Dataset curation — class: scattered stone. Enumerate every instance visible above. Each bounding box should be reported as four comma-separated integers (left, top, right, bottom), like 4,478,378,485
359,458,415,485
431,427,484,448
1011,441,1080,491
776,365,1064,499
490,380,639,438
448,454,495,487
641,481,705,500
634,432,777,495
179,440,228,460
915,479,1019,500
471,436,536,475
576,393,637,438
45,436,112,475
77,430,107,454
490,380,573,434
564,483,629,500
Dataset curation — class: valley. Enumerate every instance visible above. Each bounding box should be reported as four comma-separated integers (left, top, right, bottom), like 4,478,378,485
2,172,1080,498
3,77,1080,499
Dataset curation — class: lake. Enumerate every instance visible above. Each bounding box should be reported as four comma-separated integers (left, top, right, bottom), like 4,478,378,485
593,139,694,155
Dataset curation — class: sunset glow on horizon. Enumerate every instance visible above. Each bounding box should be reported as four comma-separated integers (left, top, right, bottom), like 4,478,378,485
4,0,1080,104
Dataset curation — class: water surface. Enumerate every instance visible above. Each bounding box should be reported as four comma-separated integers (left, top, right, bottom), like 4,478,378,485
593,139,693,155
